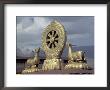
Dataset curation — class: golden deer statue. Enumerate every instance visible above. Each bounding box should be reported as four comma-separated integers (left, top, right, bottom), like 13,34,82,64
67,43,86,63
65,43,88,69
22,48,40,73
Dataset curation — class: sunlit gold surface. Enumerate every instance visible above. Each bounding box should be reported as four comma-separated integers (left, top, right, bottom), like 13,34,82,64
65,43,88,69
41,20,66,70
65,62,89,69
22,48,40,74
21,20,91,74
22,65,40,74
42,59,62,71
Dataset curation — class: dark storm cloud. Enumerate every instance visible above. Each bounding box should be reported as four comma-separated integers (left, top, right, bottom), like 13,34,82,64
44,16,83,22
67,34,94,46
38,16,94,35
16,16,94,57
16,17,23,24
62,17,94,35
17,32,41,50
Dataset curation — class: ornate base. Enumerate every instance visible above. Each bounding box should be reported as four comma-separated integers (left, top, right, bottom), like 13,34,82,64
22,65,39,74
42,59,62,71
65,62,89,69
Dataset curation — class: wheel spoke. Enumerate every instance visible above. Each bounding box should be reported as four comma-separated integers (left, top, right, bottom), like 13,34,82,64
48,42,51,48
48,33,51,38
47,30,59,49
54,41,58,47
47,39,51,42
52,31,54,36
54,32,57,37
54,38,58,40
52,43,54,49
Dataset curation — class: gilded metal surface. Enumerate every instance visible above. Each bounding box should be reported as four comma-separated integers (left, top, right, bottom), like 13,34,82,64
65,43,88,69
22,65,39,74
42,59,62,71
22,48,40,73
21,20,91,74
65,62,89,69
42,20,66,70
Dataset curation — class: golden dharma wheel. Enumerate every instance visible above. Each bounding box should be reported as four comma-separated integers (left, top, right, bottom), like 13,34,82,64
42,20,66,59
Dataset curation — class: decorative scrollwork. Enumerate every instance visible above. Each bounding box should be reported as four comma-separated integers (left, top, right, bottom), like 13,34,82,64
42,20,66,59
41,20,66,70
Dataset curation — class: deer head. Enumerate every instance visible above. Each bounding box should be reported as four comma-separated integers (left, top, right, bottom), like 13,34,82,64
35,47,40,53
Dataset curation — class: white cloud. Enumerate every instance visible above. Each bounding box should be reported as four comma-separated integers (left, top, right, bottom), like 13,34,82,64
16,16,94,57
17,17,50,34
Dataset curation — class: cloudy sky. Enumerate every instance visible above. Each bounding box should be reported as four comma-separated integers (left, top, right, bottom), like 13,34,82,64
16,16,94,57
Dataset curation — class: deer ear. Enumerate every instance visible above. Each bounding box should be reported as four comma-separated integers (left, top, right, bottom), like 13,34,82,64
32,50,34,53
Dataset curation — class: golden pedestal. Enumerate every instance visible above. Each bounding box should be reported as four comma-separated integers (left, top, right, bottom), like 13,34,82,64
42,59,62,71
22,65,39,74
65,62,89,69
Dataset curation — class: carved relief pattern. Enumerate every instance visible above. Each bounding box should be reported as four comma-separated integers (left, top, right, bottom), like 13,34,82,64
42,20,66,59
